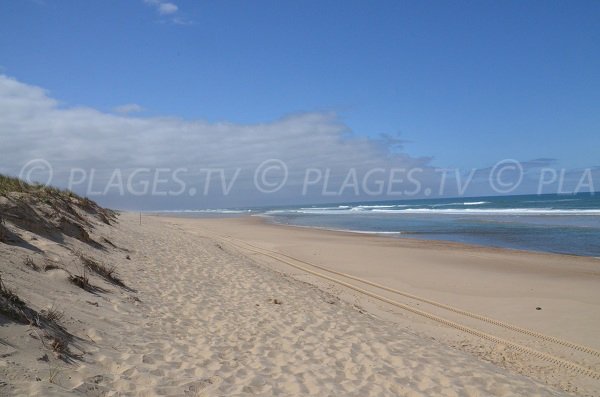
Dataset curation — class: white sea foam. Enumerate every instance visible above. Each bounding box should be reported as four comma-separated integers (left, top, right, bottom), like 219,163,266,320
432,201,489,207
370,208,600,215
267,207,600,216
280,223,403,236
356,204,409,209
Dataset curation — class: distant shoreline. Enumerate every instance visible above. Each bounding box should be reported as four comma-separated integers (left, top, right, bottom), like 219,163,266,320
144,210,600,259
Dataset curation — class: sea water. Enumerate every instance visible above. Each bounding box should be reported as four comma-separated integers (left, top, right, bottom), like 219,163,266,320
161,193,600,257
261,193,600,257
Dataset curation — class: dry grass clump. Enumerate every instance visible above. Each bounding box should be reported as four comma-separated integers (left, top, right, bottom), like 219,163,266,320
30,323,73,361
77,252,126,288
68,261,109,294
49,336,68,355
0,273,24,306
42,304,65,323
23,256,40,271
68,265,90,291
47,361,64,384
1,275,72,356
1,275,72,360
0,273,31,324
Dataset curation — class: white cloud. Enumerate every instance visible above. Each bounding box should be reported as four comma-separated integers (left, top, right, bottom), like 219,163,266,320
0,74,440,208
2,75,595,209
158,2,178,15
144,0,179,18
113,103,144,114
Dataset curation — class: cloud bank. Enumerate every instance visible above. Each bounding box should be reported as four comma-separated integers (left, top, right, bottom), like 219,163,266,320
0,75,436,208
0,75,596,209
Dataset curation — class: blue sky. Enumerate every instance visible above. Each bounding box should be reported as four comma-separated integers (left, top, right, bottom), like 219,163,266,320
0,1,599,208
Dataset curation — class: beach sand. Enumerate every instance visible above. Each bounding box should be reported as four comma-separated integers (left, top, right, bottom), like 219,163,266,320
2,212,599,395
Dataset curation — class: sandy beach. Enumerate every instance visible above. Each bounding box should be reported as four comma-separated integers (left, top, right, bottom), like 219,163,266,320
2,211,599,396
4,2,600,395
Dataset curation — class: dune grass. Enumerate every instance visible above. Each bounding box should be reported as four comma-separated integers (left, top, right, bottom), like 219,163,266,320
0,173,117,227
0,273,24,306
0,273,29,324
76,251,128,289
0,173,82,199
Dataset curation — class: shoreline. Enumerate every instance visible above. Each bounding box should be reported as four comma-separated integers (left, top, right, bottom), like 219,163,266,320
148,212,600,260
161,214,600,345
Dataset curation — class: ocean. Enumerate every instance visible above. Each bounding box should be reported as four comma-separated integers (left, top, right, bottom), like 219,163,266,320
161,193,600,257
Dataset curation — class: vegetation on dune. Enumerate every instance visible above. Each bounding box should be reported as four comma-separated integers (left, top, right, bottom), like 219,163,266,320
1,272,76,360
0,173,112,218
0,174,121,362
0,173,84,201
0,173,118,232
77,251,125,287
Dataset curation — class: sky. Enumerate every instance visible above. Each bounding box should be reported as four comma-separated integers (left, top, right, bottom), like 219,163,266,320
0,1,599,209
